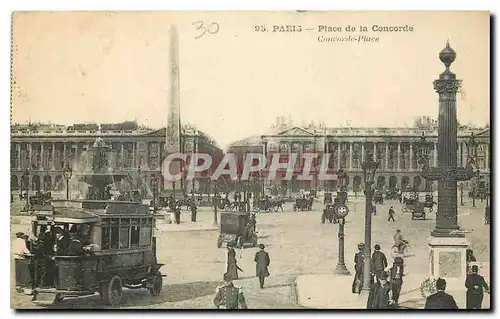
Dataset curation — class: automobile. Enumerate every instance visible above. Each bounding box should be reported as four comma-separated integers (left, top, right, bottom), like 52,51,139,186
293,197,313,211
15,200,164,307
217,212,257,248
411,202,427,220
321,204,338,224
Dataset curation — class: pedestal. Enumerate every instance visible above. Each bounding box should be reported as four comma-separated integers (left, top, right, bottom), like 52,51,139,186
428,236,469,308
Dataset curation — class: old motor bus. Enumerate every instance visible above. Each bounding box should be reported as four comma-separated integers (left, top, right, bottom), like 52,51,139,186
16,200,164,306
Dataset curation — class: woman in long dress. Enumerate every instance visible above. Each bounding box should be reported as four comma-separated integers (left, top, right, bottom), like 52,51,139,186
225,243,240,280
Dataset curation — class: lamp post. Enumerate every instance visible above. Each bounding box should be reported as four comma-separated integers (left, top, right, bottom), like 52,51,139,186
417,132,432,195
151,175,158,214
460,182,464,206
213,180,219,226
361,154,379,291
22,169,30,210
63,163,73,200
466,132,479,208
334,169,350,275
246,178,251,213
172,180,176,200
192,130,199,204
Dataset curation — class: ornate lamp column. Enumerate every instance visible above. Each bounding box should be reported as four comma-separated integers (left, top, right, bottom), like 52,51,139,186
423,42,473,236
334,169,350,275
422,42,473,299
361,155,379,291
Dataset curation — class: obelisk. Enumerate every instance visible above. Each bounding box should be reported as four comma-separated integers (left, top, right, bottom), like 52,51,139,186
163,25,182,195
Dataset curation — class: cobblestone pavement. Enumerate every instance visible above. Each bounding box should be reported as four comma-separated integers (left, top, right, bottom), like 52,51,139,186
10,199,489,309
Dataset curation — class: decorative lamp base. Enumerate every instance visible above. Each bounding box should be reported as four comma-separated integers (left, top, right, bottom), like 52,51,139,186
334,264,351,275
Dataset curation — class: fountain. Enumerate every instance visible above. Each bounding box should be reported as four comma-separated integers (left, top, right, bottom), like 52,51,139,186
74,137,129,201
52,137,147,211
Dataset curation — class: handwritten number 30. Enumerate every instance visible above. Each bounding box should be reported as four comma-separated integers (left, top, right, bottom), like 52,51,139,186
192,21,220,39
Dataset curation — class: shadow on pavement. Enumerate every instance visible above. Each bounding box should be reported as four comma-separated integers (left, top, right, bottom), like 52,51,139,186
46,281,222,309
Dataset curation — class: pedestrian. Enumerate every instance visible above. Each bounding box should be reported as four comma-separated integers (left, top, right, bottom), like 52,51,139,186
371,244,388,281
352,243,365,294
388,206,395,222
465,265,490,309
385,257,406,305
174,203,181,225
367,271,391,309
424,278,459,309
226,243,242,280
190,204,197,222
14,232,30,258
213,273,248,309
254,244,270,288
14,232,33,292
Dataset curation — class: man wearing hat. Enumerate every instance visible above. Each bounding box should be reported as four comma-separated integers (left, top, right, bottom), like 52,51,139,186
385,257,407,305
213,273,248,309
352,243,365,293
465,265,490,309
425,278,458,309
254,244,270,289
13,232,31,259
367,271,391,309
371,244,388,281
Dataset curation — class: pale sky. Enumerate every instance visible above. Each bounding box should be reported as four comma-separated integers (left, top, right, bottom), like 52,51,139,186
11,11,489,149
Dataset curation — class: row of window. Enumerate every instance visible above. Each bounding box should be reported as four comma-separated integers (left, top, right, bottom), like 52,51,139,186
101,217,152,250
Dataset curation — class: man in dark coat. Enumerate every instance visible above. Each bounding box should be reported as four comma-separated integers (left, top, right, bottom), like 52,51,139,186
190,204,197,222
371,244,388,280
352,243,365,294
367,271,391,309
424,278,459,309
254,244,270,288
465,265,490,309
385,257,405,305
174,203,181,225
388,206,395,222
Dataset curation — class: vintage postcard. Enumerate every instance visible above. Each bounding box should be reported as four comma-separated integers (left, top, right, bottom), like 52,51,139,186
10,11,490,310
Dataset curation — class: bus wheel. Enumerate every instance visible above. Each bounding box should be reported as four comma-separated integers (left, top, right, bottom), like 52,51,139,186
148,271,163,296
102,275,123,307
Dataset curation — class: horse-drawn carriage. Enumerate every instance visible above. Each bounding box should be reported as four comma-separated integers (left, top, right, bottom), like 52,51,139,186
374,190,384,204
293,197,313,211
15,200,164,306
254,197,284,212
323,192,333,205
385,189,399,200
217,212,257,248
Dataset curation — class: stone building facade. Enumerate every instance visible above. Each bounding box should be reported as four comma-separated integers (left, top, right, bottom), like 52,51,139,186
227,125,490,194
10,122,223,196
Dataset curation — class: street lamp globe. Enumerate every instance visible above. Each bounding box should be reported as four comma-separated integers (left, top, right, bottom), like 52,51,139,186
361,155,379,185
63,164,73,180
418,132,430,166
466,132,479,164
